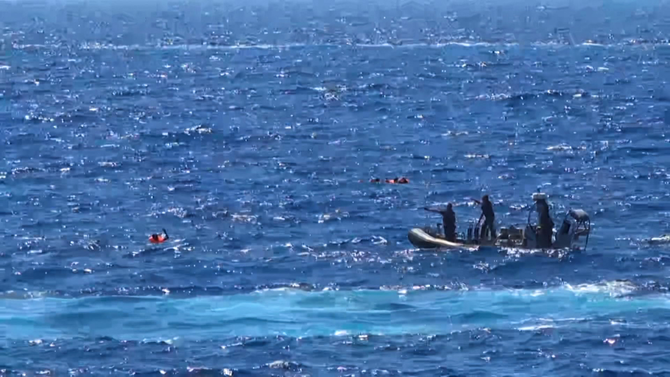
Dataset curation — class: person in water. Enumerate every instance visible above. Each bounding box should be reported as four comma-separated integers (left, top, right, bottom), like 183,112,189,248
367,177,409,184
424,203,456,241
386,177,409,184
149,229,169,244
473,195,496,239
536,199,554,248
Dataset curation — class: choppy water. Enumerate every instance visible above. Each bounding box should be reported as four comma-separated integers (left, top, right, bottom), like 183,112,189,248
2,0,670,375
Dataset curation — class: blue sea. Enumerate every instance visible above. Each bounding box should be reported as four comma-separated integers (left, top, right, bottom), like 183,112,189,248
2,0,670,375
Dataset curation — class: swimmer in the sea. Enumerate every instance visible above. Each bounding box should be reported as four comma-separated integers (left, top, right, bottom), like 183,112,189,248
149,229,169,244
385,177,410,184
366,177,409,184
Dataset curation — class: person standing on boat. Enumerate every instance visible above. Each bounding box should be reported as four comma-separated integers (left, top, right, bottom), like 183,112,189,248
423,203,456,242
473,195,496,240
536,198,554,248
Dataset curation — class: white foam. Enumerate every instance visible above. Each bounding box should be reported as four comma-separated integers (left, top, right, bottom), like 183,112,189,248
9,40,666,53
517,324,555,331
563,281,637,297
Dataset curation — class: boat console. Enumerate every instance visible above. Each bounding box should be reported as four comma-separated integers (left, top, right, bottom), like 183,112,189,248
523,193,591,250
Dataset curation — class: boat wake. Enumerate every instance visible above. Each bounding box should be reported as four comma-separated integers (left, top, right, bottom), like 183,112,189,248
1,282,665,341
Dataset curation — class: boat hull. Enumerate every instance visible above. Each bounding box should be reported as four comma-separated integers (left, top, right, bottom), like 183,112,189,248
407,227,574,252
649,235,670,244
408,228,464,249
407,228,489,251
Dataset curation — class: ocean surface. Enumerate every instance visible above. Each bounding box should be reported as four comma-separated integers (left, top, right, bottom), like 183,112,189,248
2,0,670,375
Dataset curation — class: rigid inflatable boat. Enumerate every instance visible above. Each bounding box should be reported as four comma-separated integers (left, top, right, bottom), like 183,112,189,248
409,194,591,252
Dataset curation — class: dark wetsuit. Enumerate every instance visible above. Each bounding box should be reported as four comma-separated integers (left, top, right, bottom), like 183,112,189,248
425,206,456,242
480,200,496,239
537,202,554,248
